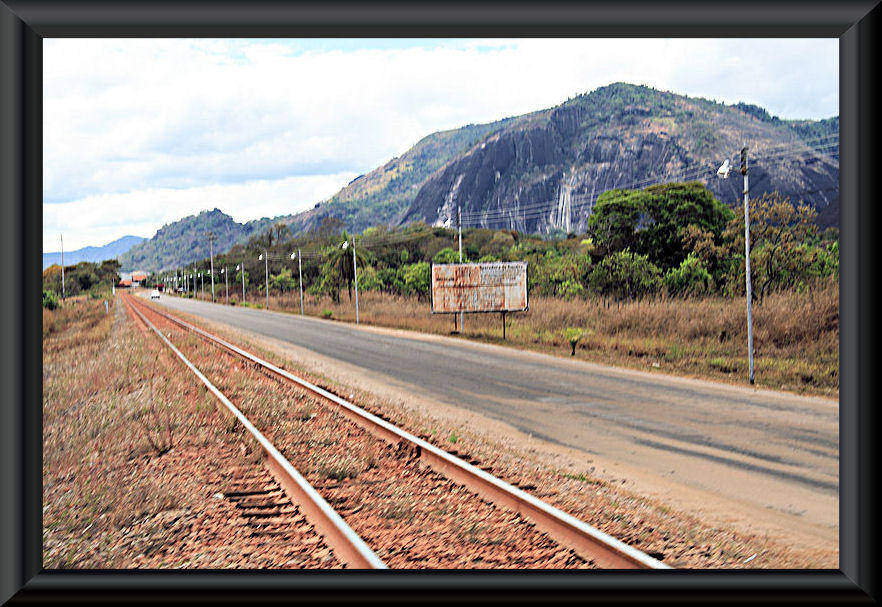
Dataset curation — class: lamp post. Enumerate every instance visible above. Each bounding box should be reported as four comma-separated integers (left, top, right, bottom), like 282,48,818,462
208,231,216,302
236,264,245,305
291,250,304,316
718,148,755,385
342,241,359,324
258,250,269,309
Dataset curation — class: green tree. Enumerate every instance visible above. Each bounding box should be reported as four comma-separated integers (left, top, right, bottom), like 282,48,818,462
586,189,643,256
356,265,383,291
323,240,369,302
722,192,824,301
270,268,296,292
587,182,733,270
638,182,733,269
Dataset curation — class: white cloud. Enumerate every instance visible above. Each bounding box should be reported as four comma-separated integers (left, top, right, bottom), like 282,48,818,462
43,38,838,251
42,173,355,251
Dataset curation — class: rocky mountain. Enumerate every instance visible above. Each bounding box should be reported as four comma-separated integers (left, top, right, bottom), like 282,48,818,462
119,209,276,272
395,83,838,233
43,235,145,270
285,119,512,235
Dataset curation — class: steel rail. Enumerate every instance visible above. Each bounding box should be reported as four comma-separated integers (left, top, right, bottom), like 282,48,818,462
129,294,672,570
123,295,387,570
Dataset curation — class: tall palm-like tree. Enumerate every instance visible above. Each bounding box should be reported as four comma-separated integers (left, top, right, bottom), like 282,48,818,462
324,238,368,302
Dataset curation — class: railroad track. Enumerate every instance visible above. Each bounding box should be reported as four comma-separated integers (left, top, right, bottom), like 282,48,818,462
123,293,670,570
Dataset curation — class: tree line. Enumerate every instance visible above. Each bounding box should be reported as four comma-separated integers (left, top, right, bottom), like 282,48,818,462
153,181,838,305
42,259,121,308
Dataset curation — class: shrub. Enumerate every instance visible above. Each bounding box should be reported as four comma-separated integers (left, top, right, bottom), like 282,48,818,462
530,252,591,298
564,328,584,356
399,262,431,300
665,253,714,297
433,247,460,264
557,279,585,300
320,309,333,319
377,267,403,294
356,265,383,291
42,290,60,310
588,250,663,300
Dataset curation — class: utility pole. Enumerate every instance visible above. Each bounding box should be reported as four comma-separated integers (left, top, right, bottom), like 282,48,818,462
236,259,245,306
208,231,216,302
260,249,269,309
352,236,358,324
292,249,304,316
237,263,245,305
223,267,229,305
458,205,464,333
298,249,304,316
200,270,204,296
741,146,755,385
60,234,65,300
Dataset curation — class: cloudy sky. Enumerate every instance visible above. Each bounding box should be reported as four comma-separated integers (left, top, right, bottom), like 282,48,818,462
43,38,838,251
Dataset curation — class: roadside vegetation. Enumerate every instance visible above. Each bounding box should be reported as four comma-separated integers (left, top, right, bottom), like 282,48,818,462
157,183,838,395
42,258,120,308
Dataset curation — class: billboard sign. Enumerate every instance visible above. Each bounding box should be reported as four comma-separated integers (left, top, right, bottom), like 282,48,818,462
431,262,528,314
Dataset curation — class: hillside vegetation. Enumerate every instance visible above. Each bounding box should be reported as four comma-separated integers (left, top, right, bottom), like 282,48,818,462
119,209,276,272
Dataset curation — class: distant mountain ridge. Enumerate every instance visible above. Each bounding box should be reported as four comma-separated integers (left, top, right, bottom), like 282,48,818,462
43,235,145,270
118,209,278,272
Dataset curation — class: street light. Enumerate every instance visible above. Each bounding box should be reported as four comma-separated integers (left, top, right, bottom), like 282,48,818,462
291,250,304,316
236,264,245,305
258,250,269,309
718,147,754,385
341,240,359,324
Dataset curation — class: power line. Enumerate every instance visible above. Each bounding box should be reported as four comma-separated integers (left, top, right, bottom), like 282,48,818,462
460,136,838,226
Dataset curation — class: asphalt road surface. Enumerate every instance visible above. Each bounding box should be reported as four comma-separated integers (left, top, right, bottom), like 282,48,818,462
149,294,838,549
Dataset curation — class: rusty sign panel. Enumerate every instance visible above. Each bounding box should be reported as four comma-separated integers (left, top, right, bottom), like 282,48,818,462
431,262,528,314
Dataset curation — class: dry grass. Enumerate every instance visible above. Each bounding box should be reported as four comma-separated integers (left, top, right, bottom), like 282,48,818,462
256,280,838,397
42,296,229,568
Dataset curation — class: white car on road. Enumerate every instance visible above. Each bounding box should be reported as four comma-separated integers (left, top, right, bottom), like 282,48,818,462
150,289,161,300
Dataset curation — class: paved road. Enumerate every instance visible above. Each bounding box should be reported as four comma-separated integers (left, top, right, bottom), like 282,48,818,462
150,294,838,544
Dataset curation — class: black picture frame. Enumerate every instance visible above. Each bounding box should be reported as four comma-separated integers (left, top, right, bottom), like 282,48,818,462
2,1,878,603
